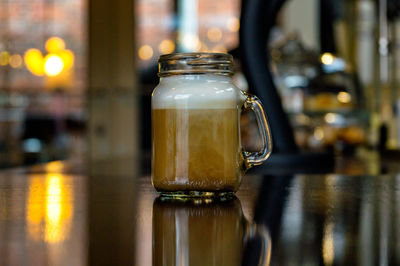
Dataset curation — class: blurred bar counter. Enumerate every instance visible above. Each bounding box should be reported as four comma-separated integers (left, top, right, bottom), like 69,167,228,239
0,155,399,265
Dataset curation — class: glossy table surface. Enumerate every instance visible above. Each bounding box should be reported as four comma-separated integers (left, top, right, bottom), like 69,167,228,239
0,158,400,265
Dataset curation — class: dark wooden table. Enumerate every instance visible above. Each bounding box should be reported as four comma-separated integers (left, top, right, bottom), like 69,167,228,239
0,159,399,265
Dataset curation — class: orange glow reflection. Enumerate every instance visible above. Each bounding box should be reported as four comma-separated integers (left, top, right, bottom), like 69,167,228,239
26,173,73,243
26,177,45,241
322,222,334,266
45,161,65,173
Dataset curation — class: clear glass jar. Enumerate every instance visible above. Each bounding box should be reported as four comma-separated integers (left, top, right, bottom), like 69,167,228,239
152,53,272,196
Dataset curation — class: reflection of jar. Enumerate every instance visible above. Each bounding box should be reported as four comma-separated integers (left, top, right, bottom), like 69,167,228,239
152,196,270,266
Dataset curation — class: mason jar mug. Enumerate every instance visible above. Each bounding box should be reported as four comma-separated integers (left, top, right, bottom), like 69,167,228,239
152,53,272,197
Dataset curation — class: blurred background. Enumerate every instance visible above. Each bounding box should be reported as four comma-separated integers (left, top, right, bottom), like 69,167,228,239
1,0,400,171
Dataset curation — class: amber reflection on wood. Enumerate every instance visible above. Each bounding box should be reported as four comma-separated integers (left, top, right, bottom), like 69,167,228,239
152,198,245,266
26,173,73,243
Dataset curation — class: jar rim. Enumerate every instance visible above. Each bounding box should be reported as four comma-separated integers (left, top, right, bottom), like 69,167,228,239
158,52,234,77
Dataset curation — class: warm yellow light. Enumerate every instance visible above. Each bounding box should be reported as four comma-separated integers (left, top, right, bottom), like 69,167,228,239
9,54,22,68
324,113,337,123
138,45,154,60
314,127,324,140
26,174,73,243
24,49,44,76
207,28,222,42
158,39,175,54
0,51,10,66
45,161,64,172
211,44,227,53
45,175,63,242
322,222,334,266
45,36,66,53
321,53,334,65
337,91,351,103
26,177,45,241
45,174,73,243
59,49,74,70
180,34,201,51
227,17,240,32
44,54,64,76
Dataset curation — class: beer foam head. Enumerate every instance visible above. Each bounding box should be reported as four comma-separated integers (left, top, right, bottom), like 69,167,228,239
152,74,243,109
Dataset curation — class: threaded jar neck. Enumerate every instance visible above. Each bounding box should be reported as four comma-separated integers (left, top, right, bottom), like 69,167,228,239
158,53,234,77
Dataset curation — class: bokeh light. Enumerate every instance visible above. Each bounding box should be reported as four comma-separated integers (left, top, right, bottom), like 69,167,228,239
158,39,175,54
9,54,22,68
337,91,351,103
0,51,10,66
314,127,324,140
324,113,337,123
207,28,222,42
44,54,64,76
180,34,201,52
45,37,66,53
24,49,44,76
227,17,240,32
138,45,154,60
59,49,75,70
321,53,334,65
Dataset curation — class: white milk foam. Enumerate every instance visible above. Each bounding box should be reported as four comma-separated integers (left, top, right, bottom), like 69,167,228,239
152,74,244,109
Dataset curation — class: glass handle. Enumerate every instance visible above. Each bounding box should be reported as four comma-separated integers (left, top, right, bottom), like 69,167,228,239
241,92,273,170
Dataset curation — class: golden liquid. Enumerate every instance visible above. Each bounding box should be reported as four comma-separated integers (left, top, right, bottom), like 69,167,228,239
152,198,245,266
152,108,243,192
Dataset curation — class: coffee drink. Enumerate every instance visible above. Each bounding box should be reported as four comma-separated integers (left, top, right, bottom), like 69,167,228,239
152,108,242,192
152,75,245,193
